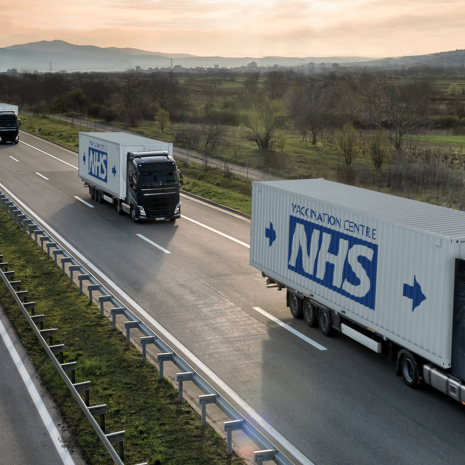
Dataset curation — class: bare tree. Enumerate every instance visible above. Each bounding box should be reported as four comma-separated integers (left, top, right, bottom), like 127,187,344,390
335,123,359,165
200,115,225,152
154,108,170,133
367,130,391,171
362,78,431,152
245,96,289,150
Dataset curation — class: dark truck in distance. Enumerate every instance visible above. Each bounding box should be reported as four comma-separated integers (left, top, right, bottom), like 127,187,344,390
0,104,20,144
78,132,182,222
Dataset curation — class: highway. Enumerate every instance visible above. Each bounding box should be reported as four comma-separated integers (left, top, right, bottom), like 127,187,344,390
1,131,465,465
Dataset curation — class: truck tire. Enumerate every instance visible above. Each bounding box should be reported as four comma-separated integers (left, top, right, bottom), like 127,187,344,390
289,293,303,319
115,199,123,215
318,308,333,336
130,207,139,223
400,351,420,388
303,299,318,327
97,189,104,204
90,186,95,200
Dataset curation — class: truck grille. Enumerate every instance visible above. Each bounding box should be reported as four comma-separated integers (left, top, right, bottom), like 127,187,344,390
144,195,177,218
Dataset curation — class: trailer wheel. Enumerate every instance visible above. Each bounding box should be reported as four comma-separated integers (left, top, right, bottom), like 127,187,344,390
400,351,419,389
97,189,104,204
318,309,333,336
289,294,303,319
115,200,123,215
90,186,95,200
303,299,318,327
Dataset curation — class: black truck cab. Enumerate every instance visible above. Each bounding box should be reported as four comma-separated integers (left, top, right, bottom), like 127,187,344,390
127,151,183,222
0,111,20,144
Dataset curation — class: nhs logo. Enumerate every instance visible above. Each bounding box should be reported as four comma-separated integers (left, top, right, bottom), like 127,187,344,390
88,148,108,182
288,216,378,310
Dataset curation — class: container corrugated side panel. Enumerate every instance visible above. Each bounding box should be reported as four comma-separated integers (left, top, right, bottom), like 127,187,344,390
250,182,455,367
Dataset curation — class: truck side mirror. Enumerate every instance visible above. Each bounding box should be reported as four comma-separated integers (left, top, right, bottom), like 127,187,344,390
179,171,184,186
18,119,21,127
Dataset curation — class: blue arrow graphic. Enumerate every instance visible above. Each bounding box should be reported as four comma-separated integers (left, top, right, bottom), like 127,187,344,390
112,166,117,176
265,222,276,247
83,153,86,165
403,275,426,311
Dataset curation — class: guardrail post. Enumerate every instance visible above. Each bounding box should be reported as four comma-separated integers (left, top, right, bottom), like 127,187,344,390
88,404,107,432
15,290,28,301
31,314,45,330
9,280,21,289
140,336,156,361
124,321,139,344
23,301,36,314
39,235,50,250
33,229,44,244
176,372,194,402
28,223,39,238
77,274,90,294
106,431,125,460
69,265,80,283
98,295,112,315
46,242,58,258
157,353,173,380
61,362,77,384
110,307,126,329
0,262,8,271
224,420,245,455
39,328,57,345
254,449,276,465
87,284,100,304
53,249,65,266
49,344,66,363
74,381,92,406
60,257,72,275
22,218,33,233
199,394,218,426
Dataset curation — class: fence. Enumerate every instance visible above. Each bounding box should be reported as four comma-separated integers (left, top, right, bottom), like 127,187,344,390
0,189,296,465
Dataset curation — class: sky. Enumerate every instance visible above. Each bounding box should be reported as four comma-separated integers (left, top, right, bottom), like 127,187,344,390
1,0,465,58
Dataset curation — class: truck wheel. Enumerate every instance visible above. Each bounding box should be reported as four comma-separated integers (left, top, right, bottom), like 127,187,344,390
400,351,419,388
90,187,95,200
303,299,318,327
318,309,333,336
289,294,303,319
115,200,123,215
97,190,104,204
130,207,139,223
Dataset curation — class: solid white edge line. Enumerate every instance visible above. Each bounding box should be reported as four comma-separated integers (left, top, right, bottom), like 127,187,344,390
74,196,95,208
253,307,327,351
20,141,78,170
0,318,75,465
136,233,171,254
35,172,49,181
0,182,314,465
9,156,19,162
183,215,250,248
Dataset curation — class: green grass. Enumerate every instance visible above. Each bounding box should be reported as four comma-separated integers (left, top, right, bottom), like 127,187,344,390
407,134,465,147
0,207,245,465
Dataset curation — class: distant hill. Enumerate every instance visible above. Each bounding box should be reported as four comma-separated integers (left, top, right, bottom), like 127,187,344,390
0,40,373,72
1,40,464,73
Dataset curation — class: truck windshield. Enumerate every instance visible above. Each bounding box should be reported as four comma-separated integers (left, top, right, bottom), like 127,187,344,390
139,171,178,187
0,115,17,127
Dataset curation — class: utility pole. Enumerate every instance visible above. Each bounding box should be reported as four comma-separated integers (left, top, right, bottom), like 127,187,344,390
49,61,52,73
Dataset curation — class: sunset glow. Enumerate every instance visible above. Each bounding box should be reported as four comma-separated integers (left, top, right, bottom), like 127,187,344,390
1,0,464,57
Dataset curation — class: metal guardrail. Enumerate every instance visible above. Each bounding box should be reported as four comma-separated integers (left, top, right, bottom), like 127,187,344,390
0,189,296,465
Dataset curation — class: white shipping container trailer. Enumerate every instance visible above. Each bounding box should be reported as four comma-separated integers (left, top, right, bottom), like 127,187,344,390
250,178,465,402
0,103,18,113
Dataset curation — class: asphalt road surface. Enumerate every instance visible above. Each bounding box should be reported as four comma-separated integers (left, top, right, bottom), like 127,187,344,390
1,131,465,465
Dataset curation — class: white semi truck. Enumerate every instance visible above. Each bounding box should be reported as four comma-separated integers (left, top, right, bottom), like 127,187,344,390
250,178,465,402
78,132,182,222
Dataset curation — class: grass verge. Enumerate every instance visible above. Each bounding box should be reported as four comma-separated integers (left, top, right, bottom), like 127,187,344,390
0,207,245,465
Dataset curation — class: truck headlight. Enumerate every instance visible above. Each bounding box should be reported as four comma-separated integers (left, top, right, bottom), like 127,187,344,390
138,206,146,217
174,202,181,215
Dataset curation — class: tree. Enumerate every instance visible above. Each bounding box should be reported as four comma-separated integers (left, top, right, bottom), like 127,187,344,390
335,124,359,165
367,130,391,171
243,73,260,95
288,83,330,145
154,108,170,133
200,115,225,152
447,84,463,97
264,71,289,100
245,96,289,150
362,78,431,152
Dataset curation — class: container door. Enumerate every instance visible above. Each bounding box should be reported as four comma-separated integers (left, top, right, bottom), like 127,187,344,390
452,259,465,380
